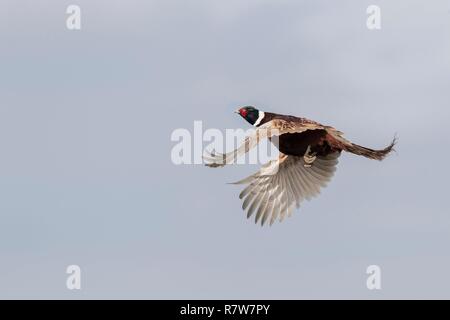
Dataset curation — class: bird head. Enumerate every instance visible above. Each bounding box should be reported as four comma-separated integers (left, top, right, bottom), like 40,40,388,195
235,106,260,126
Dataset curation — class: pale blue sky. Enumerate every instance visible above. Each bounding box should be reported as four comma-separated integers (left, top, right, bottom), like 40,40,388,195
0,0,449,298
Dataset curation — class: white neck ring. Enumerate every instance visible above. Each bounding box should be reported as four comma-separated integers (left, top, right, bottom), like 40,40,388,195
253,111,265,126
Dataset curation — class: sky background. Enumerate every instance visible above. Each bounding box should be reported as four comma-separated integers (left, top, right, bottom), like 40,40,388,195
0,0,449,299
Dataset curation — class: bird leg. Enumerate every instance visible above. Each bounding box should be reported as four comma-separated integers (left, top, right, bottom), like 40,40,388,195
303,145,317,167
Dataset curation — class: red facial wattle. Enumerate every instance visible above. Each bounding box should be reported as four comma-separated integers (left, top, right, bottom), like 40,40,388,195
239,109,248,117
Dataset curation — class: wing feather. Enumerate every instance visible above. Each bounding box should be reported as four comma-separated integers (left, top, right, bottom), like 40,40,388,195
233,152,340,225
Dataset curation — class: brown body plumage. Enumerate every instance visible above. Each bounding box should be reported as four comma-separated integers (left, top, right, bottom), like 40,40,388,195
260,111,396,160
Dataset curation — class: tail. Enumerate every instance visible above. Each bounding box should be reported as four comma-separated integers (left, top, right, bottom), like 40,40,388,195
344,136,397,161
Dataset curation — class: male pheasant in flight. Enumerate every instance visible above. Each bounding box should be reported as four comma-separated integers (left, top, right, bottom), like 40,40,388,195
204,106,396,226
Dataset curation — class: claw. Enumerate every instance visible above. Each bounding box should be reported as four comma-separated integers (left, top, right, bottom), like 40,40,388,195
303,145,317,167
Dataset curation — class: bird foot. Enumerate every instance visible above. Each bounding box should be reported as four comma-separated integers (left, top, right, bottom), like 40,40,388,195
303,145,317,167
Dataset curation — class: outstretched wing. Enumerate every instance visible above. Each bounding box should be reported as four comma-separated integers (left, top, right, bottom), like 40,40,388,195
232,152,340,226
204,119,325,167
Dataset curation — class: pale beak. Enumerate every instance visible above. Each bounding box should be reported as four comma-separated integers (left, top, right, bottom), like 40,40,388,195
234,109,240,114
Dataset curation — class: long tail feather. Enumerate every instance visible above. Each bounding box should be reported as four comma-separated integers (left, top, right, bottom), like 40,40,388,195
345,136,397,161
